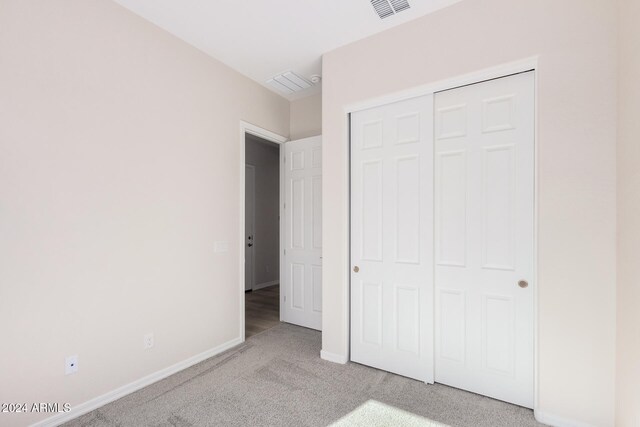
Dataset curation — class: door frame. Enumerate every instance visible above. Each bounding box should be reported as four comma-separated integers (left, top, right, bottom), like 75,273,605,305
239,121,288,342
344,57,540,410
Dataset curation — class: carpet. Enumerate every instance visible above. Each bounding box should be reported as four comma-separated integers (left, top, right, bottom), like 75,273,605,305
64,323,545,427
330,400,448,426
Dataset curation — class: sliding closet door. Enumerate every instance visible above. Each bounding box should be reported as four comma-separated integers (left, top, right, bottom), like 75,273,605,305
434,72,535,408
350,95,434,383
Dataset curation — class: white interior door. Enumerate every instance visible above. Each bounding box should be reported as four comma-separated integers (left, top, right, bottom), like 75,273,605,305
434,72,535,407
350,95,434,383
244,164,255,291
282,136,322,330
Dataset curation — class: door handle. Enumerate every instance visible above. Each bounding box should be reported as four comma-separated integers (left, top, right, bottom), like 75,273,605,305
248,243,253,247
353,266,359,273
518,280,528,288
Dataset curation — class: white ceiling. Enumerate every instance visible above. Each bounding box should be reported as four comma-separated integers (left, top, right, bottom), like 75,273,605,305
113,0,462,100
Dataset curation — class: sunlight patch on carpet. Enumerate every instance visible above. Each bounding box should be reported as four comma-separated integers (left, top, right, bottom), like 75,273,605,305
330,400,449,427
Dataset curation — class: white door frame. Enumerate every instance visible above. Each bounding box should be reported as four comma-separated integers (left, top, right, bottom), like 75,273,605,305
239,121,288,342
344,56,539,410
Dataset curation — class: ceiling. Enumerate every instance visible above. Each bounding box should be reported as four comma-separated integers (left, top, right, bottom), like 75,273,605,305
113,0,462,100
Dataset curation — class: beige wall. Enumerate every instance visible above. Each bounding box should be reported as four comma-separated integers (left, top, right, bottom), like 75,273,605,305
321,1,617,426
245,135,280,287
0,0,289,425
616,0,640,425
290,93,322,140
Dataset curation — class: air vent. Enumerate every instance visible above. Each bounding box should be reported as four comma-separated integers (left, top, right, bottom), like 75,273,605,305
371,0,410,19
266,71,313,95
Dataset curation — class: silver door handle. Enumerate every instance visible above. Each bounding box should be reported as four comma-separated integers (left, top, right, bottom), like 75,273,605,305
353,266,360,273
518,280,528,288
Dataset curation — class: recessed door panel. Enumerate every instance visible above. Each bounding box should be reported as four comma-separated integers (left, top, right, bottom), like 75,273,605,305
291,263,305,310
396,156,420,263
361,282,383,346
437,104,467,140
438,289,466,363
482,145,516,270
362,121,383,150
291,178,305,250
361,160,383,261
436,150,467,267
483,295,515,375
396,285,420,354
396,113,420,144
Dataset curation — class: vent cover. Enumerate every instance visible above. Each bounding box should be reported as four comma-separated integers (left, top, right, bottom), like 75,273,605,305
266,71,313,95
371,0,410,19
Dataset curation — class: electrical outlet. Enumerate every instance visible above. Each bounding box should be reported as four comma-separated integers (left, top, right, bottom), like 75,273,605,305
65,355,78,375
143,333,154,349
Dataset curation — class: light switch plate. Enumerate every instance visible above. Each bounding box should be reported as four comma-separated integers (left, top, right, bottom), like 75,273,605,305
214,241,229,253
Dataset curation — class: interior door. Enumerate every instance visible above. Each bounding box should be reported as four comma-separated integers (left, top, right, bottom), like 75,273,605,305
244,164,255,291
282,136,322,330
434,72,535,407
350,95,434,383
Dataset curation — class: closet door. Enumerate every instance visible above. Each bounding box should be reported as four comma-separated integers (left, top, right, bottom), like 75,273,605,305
434,72,535,407
350,95,434,382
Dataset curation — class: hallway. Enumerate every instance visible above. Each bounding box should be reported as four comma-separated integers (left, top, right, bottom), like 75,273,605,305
245,285,280,338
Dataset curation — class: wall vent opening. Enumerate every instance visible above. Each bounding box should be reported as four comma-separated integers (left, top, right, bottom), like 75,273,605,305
266,71,313,95
371,0,410,19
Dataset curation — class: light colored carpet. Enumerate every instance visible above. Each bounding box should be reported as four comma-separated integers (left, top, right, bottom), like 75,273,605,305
330,400,447,427
64,323,546,427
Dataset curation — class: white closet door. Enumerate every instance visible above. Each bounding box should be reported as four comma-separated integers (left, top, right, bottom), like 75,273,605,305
434,72,535,408
283,136,322,331
350,95,434,383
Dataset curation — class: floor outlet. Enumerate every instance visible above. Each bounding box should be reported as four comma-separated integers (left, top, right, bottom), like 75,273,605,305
144,333,154,349
65,355,78,375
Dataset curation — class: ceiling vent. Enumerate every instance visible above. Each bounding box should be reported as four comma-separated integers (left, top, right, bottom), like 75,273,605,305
266,71,313,95
371,0,410,19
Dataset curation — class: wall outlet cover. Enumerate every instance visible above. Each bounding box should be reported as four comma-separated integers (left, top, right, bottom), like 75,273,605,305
144,333,154,349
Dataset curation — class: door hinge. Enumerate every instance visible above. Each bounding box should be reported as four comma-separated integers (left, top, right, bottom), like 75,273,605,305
284,295,287,302
284,249,286,255
284,203,286,209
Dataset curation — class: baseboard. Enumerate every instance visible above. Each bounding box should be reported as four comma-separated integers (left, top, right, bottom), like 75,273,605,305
534,409,598,427
253,280,278,291
320,349,349,364
31,336,243,427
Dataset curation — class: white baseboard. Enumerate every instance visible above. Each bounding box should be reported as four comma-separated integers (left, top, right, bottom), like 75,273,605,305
534,409,597,427
253,280,278,291
31,336,243,427
321,349,349,364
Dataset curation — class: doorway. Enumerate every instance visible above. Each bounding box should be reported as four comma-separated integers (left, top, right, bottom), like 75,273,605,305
244,133,282,338
239,122,324,341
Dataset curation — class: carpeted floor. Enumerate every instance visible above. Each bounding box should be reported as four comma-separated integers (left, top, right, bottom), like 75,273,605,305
64,323,546,427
